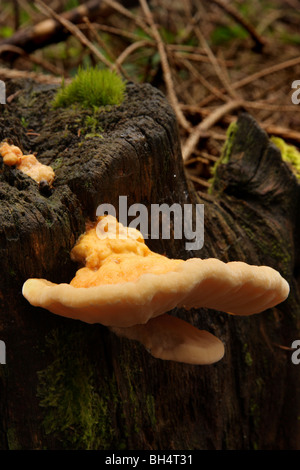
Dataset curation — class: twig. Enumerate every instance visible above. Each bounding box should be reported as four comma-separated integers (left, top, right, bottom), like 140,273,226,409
82,15,116,62
114,39,153,70
179,58,228,103
201,55,300,107
102,0,152,38
12,0,20,31
262,124,300,143
138,0,191,131
242,100,299,113
182,99,243,161
256,9,283,35
206,0,267,51
187,174,211,188
182,100,299,115
0,0,110,61
233,56,300,91
34,0,115,72
93,23,147,43
0,66,67,84
187,2,238,101
0,44,65,76
184,153,218,166
195,27,238,101
171,49,234,67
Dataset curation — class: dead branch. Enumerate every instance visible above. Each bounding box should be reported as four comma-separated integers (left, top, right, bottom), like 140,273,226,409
198,55,300,108
0,66,67,84
0,44,65,76
138,0,191,131
34,0,116,72
205,0,267,51
182,99,243,161
0,0,138,62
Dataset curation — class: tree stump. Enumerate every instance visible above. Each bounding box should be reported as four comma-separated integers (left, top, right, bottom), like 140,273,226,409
0,79,299,450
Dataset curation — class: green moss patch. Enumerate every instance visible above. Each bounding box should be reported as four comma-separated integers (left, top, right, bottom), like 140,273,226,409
52,67,126,110
208,121,238,191
271,136,300,179
37,326,118,450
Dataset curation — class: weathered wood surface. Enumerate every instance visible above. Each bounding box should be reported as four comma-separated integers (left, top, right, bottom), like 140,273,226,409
0,79,299,450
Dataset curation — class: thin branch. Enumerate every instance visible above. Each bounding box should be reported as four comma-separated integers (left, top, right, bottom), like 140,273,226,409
0,0,110,61
0,66,67,84
34,0,115,72
179,58,228,103
193,24,238,101
138,0,191,131
187,174,211,188
114,39,153,70
102,0,153,38
0,44,65,76
232,55,300,91
206,0,267,51
94,23,147,43
182,99,243,161
171,49,234,67
201,55,300,107
262,124,300,143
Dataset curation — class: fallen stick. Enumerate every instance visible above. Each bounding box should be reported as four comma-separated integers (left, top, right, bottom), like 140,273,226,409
206,0,267,51
182,99,243,161
0,0,138,62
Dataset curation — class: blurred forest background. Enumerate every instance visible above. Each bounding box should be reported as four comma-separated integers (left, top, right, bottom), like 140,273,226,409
0,0,300,188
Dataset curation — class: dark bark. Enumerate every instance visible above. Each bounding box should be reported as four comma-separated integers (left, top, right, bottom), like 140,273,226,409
0,79,299,450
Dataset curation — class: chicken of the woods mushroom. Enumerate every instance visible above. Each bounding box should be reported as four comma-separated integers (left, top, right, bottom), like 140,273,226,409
0,141,55,187
22,215,289,365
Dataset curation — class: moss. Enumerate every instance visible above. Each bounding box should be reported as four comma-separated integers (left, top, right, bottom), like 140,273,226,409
82,114,104,139
6,427,21,450
243,343,253,367
216,121,238,166
52,67,126,110
117,354,157,438
51,157,63,170
121,361,141,435
37,326,118,450
241,223,292,277
208,121,239,190
145,394,157,427
271,136,300,179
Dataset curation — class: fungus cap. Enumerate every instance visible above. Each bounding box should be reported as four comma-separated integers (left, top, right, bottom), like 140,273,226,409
22,216,290,327
22,257,289,327
22,215,290,364
112,314,225,365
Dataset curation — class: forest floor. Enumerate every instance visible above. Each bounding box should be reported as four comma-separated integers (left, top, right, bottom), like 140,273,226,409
1,0,300,192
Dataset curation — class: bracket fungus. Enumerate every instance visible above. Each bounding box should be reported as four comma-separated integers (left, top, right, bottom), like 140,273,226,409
22,215,290,365
0,141,55,187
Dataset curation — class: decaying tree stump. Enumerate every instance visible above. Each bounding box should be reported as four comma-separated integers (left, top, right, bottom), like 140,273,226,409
0,79,299,450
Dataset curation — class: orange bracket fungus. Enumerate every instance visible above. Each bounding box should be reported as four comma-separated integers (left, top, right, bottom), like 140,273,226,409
0,141,55,187
22,215,290,365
